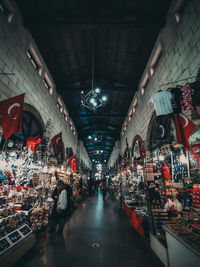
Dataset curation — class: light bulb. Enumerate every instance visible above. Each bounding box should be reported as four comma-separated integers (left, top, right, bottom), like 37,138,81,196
94,137,97,141
95,88,101,93
93,101,97,107
102,95,108,102
159,155,165,161
90,97,95,104
88,135,92,139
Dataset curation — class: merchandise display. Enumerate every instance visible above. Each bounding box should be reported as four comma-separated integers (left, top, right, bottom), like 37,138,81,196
0,117,80,264
110,83,200,261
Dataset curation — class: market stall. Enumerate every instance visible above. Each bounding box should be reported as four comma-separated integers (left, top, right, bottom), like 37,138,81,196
145,82,200,266
120,137,149,239
0,95,72,265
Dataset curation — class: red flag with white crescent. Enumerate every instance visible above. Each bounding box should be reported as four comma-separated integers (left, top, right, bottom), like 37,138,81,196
138,139,146,158
0,94,25,139
51,132,62,155
174,114,196,150
26,136,41,152
68,155,77,172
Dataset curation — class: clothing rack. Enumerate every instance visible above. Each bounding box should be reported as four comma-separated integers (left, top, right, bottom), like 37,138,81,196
159,76,197,87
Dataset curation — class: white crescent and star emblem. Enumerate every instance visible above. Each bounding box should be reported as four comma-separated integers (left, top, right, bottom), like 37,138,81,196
56,137,61,144
180,113,188,128
8,103,20,119
72,159,75,165
159,125,165,138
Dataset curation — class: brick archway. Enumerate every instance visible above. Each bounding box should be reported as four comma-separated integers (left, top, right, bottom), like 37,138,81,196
23,103,45,132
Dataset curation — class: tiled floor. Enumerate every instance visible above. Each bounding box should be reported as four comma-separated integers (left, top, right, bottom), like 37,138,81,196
15,191,163,267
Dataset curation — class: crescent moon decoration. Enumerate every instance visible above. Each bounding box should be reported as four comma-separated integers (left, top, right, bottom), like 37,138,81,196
180,113,189,128
7,103,20,120
56,137,61,144
159,125,165,138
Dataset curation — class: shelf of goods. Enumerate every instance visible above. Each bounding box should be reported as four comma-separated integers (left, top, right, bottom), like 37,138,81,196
144,144,200,266
0,147,60,264
0,224,35,267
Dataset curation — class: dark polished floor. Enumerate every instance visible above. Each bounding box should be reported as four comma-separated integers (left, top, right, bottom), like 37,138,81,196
15,191,163,267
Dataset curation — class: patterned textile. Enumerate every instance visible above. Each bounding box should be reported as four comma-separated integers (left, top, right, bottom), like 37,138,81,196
180,85,194,111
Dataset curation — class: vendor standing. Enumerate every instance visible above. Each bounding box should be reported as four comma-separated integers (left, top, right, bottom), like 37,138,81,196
164,196,182,217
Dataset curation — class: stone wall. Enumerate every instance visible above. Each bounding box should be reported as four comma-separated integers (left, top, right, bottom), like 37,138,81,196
0,0,91,169
109,0,200,167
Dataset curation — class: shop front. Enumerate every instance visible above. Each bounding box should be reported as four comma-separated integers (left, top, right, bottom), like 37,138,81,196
145,82,200,266
0,97,76,266
120,81,200,266
122,136,149,239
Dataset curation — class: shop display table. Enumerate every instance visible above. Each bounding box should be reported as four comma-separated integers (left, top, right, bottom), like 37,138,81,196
163,224,200,267
130,210,145,236
123,201,135,218
0,224,35,267
123,201,148,238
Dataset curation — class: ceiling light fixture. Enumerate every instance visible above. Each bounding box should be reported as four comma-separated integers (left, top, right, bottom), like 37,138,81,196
95,88,101,94
88,133,102,142
102,95,108,102
80,27,108,111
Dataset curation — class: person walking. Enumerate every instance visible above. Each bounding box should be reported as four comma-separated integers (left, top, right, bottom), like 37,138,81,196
100,178,108,200
49,180,68,234
48,181,60,232
56,180,68,233
65,182,73,216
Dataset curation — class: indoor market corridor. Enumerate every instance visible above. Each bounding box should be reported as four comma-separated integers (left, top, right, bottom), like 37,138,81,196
15,192,163,267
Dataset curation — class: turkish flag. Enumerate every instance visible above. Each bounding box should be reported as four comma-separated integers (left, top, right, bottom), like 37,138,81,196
51,132,62,155
0,94,25,139
69,155,77,172
26,136,41,152
174,114,196,150
138,139,146,158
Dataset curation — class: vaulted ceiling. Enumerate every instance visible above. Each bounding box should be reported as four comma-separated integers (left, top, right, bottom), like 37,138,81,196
16,0,172,163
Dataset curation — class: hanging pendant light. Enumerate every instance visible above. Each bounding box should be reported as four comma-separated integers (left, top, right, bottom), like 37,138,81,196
81,26,108,111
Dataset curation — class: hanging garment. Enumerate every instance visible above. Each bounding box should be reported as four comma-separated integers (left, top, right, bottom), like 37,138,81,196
192,146,200,165
196,106,200,116
180,85,194,112
174,114,196,150
170,87,182,114
162,166,171,179
150,91,173,116
190,81,200,107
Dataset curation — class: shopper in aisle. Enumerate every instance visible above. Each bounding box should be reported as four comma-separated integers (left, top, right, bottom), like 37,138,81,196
65,181,73,216
78,177,83,195
100,178,108,200
56,180,68,233
48,180,60,232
